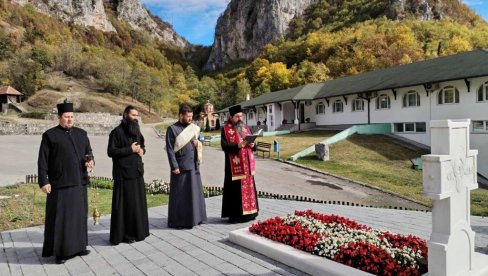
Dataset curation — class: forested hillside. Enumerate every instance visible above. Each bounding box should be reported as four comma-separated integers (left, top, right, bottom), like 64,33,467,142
0,0,212,115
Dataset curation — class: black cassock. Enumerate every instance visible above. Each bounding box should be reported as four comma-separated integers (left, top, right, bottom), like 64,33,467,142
37,125,92,258
107,124,149,244
165,122,207,228
220,127,259,222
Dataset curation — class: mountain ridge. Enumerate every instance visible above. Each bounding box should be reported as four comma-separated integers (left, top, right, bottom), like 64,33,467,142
10,0,189,47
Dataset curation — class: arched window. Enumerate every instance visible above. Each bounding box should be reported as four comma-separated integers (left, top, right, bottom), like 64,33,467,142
316,102,325,114
438,86,459,104
352,98,364,112
333,100,343,113
376,94,390,109
477,81,488,102
403,91,420,107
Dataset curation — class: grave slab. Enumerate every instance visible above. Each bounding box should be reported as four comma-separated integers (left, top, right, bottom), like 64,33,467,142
229,227,372,276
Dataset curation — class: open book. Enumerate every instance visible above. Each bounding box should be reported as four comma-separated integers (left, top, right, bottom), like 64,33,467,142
244,129,263,143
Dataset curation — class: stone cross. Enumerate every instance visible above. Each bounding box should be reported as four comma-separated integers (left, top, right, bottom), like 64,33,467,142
422,119,480,276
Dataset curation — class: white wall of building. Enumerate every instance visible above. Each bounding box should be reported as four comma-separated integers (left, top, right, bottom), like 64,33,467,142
256,107,266,124
282,102,295,123
315,96,369,125
266,103,282,131
303,101,315,123
245,109,258,126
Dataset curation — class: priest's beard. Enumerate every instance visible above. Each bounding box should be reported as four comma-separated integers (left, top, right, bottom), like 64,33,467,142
232,120,245,137
122,118,141,137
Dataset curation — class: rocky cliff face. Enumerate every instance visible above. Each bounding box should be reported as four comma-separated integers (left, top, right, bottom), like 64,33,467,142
11,0,116,32
388,0,446,20
115,0,188,47
10,0,188,47
204,0,318,71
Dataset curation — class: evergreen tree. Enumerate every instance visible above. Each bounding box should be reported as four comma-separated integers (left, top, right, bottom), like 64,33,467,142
205,118,210,132
215,118,220,130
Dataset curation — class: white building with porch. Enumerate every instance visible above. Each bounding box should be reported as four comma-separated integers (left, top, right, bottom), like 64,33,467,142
216,49,488,178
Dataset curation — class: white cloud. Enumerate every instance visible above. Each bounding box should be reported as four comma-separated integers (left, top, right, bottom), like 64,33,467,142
461,0,484,6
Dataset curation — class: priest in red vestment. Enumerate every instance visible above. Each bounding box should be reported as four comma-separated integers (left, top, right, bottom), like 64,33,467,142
221,105,259,223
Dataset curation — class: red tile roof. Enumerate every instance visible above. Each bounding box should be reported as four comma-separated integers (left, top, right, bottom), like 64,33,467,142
0,86,23,96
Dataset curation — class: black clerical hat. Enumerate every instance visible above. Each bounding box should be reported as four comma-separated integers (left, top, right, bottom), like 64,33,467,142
57,99,74,115
229,105,242,117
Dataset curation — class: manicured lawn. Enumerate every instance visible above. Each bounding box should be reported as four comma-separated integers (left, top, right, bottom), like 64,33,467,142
211,130,339,160
0,184,169,232
154,122,174,133
296,134,428,203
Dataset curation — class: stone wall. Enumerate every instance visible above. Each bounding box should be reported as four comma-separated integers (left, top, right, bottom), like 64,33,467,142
0,113,122,135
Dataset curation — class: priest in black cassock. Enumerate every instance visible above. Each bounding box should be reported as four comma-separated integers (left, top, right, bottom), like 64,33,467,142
165,103,207,229
108,105,149,244
37,101,93,264
221,105,259,223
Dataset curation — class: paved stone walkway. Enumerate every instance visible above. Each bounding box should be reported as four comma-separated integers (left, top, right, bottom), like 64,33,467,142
2,196,488,276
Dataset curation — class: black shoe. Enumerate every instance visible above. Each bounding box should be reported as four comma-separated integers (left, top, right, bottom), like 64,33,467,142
77,249,90,256
55,257,66,264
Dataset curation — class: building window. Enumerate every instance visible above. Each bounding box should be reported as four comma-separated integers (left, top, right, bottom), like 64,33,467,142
477,82,488,102
248,111,254,120
316,102,325,114
405,123,415,132
333,100,343,113
268,105,273,114
376,94,390,109
437,86,459,104
472,121,488,133
394,122,426,133
403,91,420,107
395,123,404,132
415,122,426,132
352,98,364,111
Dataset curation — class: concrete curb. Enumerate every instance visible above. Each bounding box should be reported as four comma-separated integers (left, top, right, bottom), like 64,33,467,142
282,160,431,210
229,228,372,276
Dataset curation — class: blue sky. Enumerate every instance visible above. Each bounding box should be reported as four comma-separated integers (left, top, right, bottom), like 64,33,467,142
142,0,488,46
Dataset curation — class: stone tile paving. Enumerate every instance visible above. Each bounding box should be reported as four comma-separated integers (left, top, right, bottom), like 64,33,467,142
2,196,488,275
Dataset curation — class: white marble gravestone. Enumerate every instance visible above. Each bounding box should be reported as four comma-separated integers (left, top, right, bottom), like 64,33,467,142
422,119,488,276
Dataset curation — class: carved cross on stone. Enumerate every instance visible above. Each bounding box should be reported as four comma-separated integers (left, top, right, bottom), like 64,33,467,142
422,119,486,276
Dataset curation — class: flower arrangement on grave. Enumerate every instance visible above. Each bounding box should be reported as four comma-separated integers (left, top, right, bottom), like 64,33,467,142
249,210,428,276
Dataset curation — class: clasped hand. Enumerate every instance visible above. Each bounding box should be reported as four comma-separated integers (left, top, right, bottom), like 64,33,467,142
131,142,144,157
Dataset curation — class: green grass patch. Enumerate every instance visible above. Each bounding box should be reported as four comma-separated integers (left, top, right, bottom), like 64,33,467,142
154,122,174,133
471,189,488,217
296,134,429,204
0,183,168,232
19,112,47,119
210,130,339,159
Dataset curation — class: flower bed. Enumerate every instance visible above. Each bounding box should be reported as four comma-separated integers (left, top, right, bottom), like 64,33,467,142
249,210,427,276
